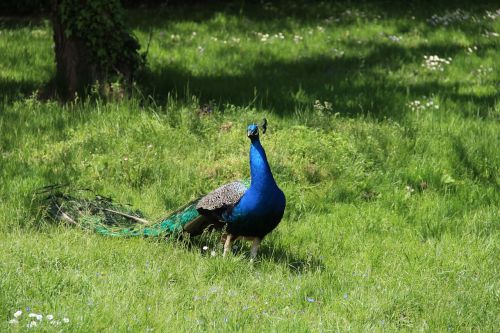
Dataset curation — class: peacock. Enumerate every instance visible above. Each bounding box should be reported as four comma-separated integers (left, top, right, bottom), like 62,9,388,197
41,119,286,259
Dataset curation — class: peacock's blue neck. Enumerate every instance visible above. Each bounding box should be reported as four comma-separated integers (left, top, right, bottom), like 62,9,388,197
249,138,277,191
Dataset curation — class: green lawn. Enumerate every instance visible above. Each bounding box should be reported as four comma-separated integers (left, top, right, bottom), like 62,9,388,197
1,1,499,331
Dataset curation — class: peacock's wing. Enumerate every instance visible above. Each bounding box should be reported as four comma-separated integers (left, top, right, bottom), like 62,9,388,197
181,181,248,235
195,181,248,215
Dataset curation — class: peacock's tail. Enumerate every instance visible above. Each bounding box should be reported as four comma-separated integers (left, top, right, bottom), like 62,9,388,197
38,185,205,238
95,199,202,237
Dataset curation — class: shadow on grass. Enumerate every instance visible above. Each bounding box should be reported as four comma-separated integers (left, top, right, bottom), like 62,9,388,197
451,136,500,188
140,39,498,119
0,79,41,101
126,0,499,120
258,242,325,273
0,15,47,29
128,0,497,29
184,231,324,273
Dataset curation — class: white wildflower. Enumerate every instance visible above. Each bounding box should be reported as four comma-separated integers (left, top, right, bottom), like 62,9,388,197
36,314,43,321
46,314,54,321
466,46,478,54
422,55,451,71
9,319,19,324
331,48,344,57
483,31,499,38
475,65,493,76
27,321,37,328
210,250,217,257
427,9,471,26
313,100,333,114
407,97,439,113
202,246,209,251
258,32,269,42
484,9,500,20
293,35,303,43
14,310,22,318
62,317,70,323
28,313,38,318
388,35,401,42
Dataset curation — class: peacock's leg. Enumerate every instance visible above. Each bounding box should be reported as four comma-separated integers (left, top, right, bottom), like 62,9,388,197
223,234,234,257
250,238,261,260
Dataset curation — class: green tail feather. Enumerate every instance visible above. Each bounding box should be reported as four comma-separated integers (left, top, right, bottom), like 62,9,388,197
95,199,201,237
38,185,202,238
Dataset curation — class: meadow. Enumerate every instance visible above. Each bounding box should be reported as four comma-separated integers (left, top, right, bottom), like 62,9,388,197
0,1,499,331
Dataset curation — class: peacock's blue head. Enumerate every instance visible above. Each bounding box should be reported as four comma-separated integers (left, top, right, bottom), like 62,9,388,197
247,119,267,139
247,124,259,139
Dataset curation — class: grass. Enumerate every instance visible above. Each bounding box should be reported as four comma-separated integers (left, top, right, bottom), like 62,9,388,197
0,1,499,331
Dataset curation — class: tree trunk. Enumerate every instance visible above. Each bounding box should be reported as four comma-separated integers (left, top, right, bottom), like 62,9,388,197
52,0,97,98
51,0,141,100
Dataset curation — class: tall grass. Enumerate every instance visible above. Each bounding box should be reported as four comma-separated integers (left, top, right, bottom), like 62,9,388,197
0,1,499,331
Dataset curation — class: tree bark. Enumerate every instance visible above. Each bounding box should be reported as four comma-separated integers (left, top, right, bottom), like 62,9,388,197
52,0,97,98
51,0,140,100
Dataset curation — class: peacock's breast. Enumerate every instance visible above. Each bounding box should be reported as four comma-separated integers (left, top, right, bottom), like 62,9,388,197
226,186,285,237
244,186,284,214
